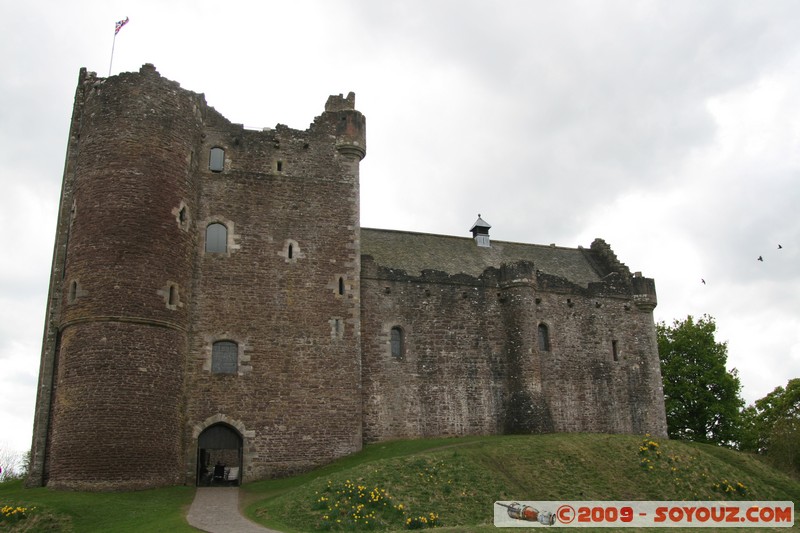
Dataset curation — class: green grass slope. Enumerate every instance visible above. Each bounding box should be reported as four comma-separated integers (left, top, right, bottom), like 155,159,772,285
1,434,797,532
0,480,197,532
244,434,799,532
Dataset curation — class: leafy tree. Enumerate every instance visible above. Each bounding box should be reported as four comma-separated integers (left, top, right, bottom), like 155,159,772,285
656,315,744,445
739,379,800,473
737,404,761,452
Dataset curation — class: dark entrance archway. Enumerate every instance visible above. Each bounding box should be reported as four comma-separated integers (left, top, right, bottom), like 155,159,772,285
196,423,242,486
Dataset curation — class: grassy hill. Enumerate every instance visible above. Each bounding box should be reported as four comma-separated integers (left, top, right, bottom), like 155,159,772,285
2,433,798,531
243,433,799,532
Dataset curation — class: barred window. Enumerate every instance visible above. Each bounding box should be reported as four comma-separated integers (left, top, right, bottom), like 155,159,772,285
212,341,238,374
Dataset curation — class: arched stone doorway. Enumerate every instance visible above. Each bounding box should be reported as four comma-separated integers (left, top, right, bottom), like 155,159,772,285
196,423,242,486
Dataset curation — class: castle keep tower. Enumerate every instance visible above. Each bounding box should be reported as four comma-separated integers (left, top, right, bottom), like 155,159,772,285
183,83,365,483
29,65,366,489
29,65,204,489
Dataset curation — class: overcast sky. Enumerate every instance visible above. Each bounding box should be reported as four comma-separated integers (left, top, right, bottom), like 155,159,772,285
1,0,799,454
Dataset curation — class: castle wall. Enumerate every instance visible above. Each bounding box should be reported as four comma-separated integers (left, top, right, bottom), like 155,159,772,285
536,289,666,435
361,259,667,443
182,95,365,483
361,265,506,441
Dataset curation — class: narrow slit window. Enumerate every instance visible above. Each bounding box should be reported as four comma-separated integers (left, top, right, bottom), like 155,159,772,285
612,340,619,361
168,285,178,306
205,223,227,253
283,240,302,262
276,161,283,172
176,204,190,231
338,277,345,295
390,327,404,358
209,147,225,172
538,323,550,352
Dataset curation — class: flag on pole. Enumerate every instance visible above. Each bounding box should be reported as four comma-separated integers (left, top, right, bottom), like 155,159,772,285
115,17,129,35
110,17,129,76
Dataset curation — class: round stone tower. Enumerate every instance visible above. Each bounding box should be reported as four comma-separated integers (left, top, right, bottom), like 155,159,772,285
32,65,203,490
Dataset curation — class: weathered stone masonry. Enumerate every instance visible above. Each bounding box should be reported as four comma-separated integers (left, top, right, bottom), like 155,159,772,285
28,64,666,491
360,231,666,443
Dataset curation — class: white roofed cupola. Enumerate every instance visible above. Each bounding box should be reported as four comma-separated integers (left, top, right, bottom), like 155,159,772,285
470,215,492,247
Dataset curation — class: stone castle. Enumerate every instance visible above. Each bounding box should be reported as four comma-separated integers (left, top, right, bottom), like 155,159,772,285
28,64,667,490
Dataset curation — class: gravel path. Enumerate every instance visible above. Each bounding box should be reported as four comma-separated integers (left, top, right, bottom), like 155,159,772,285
187,487,282,533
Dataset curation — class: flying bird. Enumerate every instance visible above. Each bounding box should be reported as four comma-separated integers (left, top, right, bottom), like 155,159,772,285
758,256,764,261
778,244,783,249
701,279,706,285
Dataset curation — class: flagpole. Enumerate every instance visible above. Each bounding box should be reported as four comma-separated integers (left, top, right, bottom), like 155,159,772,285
108,17,128,77
109,33,117,77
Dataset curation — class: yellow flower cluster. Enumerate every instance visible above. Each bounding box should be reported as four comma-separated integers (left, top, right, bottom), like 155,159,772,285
1,505,35,521
638,435,663,465
638,441,660,452
713,479,748,496
405,512,440,529
315,477,440,530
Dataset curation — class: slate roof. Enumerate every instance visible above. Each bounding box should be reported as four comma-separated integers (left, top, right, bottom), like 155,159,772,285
361,228,608,288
